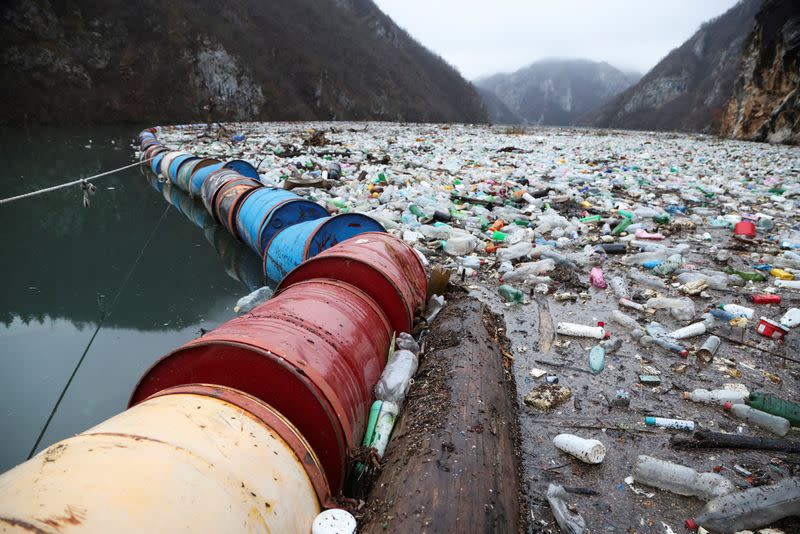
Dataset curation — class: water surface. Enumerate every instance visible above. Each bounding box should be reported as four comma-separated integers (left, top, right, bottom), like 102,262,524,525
0,126,261,472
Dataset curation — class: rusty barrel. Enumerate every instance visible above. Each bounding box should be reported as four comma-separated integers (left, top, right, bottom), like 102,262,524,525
263,214,386,285
277,232,427,334
158,151,191,179
167,154,198,183
236,188,329,256
130,279,393,495
188,159,225,197
141,144,166,165
0,385,325,532
176,157,210,193
200,168,242,218
213,178,263,240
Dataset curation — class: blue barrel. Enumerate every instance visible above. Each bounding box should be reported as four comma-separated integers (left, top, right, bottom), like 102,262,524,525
263,214,385,284
235,188,328,256
150,152,166,175
189,161,225,197
168,155,197,183
224,160,259,179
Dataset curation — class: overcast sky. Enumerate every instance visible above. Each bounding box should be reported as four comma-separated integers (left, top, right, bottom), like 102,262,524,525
373,0,740,79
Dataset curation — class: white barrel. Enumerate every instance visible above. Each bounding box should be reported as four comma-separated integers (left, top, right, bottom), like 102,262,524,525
552,433,606,464
556,322,606,339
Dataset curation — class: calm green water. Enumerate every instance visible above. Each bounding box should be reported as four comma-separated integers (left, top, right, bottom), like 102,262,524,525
0,126,263,472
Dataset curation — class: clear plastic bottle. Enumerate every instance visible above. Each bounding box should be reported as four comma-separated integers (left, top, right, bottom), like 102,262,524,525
724,403,790,437
609,276,629,298
233,286,274,314
495,241,534,262
646,297,695,321
652,254,683,276
683,389,748,405
502,259,556,282
645,322,689,356
546,484,586,534
443,235,476,255
628,269,668,289
685,477,800,532
374,350,418,406
633,455,734,501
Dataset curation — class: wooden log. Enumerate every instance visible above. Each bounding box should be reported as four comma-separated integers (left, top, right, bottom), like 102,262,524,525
359,293,521,532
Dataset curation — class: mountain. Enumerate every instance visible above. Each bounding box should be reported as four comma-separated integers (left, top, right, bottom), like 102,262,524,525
0,0,487,125
721,0,800,144
583,0,762,133
475,59,639,126
475,87,520,124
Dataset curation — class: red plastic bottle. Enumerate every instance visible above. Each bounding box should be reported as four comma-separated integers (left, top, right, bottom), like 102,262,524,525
751,294,781,304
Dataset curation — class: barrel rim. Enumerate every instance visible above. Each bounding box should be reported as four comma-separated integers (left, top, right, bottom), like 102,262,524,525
144,383,334,507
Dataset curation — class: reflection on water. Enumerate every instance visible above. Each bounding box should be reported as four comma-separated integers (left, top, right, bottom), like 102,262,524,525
0,125,263,472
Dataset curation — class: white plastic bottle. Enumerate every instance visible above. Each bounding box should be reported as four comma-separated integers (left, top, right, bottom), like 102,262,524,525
775,279,800,290
233,286,274,313
553,434,606,464
683,389,748,405
669,322,707,339
685,477,800,532
721,303,754,319
724,402,790,437
556,322,606,339
633,455,735,501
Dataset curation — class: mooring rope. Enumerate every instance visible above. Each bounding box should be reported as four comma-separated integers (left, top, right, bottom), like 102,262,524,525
0,157,155,205
27,202,171,459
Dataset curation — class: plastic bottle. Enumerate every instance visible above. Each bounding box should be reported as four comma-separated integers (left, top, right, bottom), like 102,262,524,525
645,322,689,356
644,416,694,431
770,268,795,280
619,298,645,312
669,322,706,339
588,345,605,373
233,286,274,313
685,477,800,532
652,254,683,276
374,350,418,406
498,284,524,304
369,401,399,458
589,267,607,288
633,455,734,501
611,310,643,334
546,484,586,534
552,434,606,464
495,241,534,262
683,389,748,405
628,269,668,289
556,322,606,339
609,276,629,298
724,266,767,282
775,279,800,290
538,248,578,271
646,297,695,321
747,392,800,427
502,259,556,282
721,303,754,319
724,403,790,437
443,235,476,255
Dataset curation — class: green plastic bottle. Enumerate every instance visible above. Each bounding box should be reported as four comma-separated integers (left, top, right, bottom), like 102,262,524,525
499,285,524,304
654,214,671,225
580,214,602,223
409,204,425,218
723,266,767,282
492,230,508,242
611,217,633,236
747,392,800,427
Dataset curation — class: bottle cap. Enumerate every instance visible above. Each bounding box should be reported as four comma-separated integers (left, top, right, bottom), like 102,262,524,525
644,416,655,425
682,392,690,399
723,402,732,411
679,349,689,357
685,518,697,530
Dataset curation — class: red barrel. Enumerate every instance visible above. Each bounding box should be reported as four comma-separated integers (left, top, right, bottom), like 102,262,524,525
130,279,392,495
276,232,427,334
213,178,262,240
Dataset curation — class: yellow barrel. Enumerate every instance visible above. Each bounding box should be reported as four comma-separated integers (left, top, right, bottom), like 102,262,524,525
0,385,321,533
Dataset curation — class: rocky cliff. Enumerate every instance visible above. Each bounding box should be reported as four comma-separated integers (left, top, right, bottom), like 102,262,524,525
476,59,638,126
583,0,762,133
0,0,487,125
721,0,800,144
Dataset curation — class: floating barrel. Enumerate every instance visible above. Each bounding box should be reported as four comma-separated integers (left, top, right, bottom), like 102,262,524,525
175,158,207,192
141,144,166,164
200,168,243,217
0,386,324,531
189,160,225,197
140,139,160,152
131,279,392,495
264,214,386,285
236,188,329,256
224,159,260,179
167,154,198,183
150,152,167,175
277,232,427,334
213,178,263,239
159,151,191,179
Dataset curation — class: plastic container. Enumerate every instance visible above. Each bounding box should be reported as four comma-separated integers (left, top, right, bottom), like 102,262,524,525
556,322,606,339
552,434,606,464
781,308,800,328
724,403,790,437
374,350,418,406
669,322,706,339
312,509,357,534
633,455,734,501
686,477,800,532
233,286,274,314
644,417,694,431
683,389,747,405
